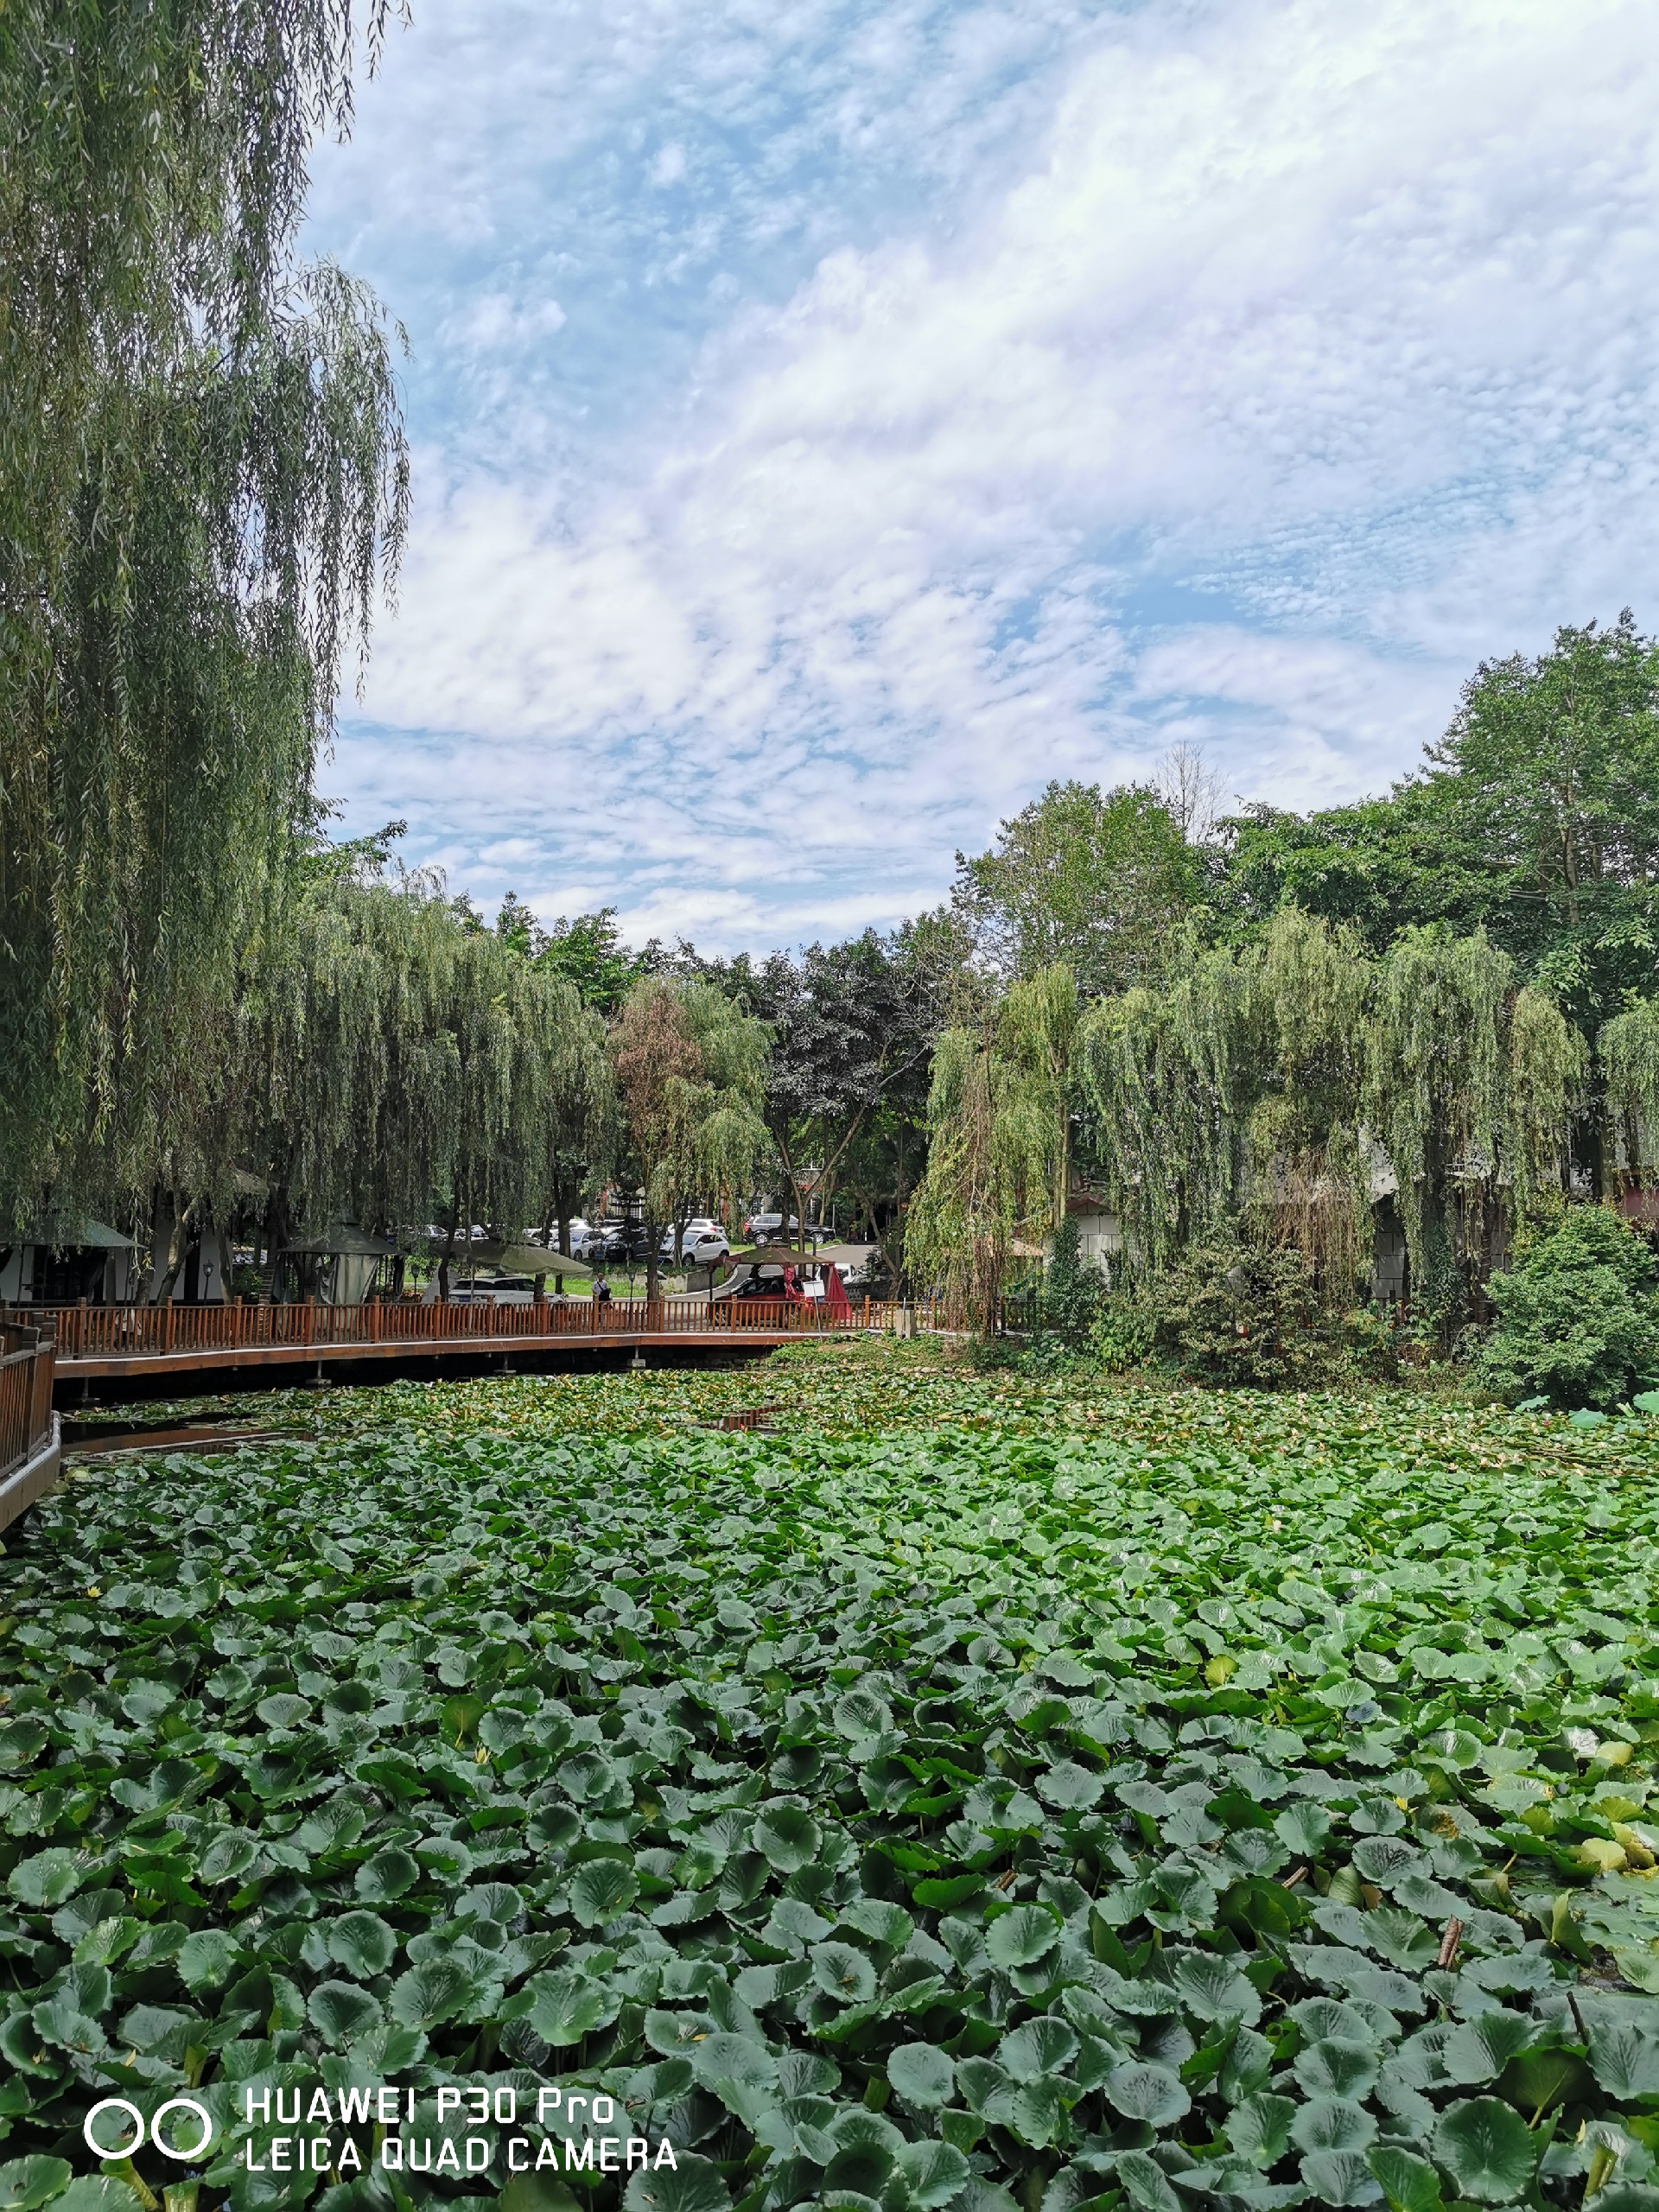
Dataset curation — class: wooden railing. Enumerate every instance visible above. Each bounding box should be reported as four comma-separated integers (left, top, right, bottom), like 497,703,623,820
22,1295,954,1361
0,1319,56,1479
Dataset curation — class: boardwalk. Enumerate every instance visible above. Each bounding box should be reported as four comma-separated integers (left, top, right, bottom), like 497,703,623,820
27,1295,936,1386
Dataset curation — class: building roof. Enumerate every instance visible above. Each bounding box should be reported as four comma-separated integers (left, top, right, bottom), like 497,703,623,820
10,1217,135,1250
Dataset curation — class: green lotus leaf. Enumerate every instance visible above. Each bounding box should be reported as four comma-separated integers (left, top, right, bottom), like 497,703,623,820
887,2041,956,2107
811,1941,879,2004
327,1910,398,1978
690,2032,778,2097
997,2017,1078,2084
1441,2011,1535,2087
1351,1834,1422,1883
1294,2038,1381,2101
308,1978,384,2044
753,1803,822,1872
899,2140,972,2209
1299,2149,1383,2207
956,2056,1013,2116
623,2152,734,2212
1228,2093,1297,2167
568,1858,639,1928
1366,2145,1446,2212
176,1927,240,1991
48,2182,149,2212
1430,2098,1536,2204
1289,2097,1376,2153
386,1958,475,2030
527,1966,621,2045
1112,2151,1183,2212
1103,2062,1190,2126
355,1847,420,1901
832,1688,894,1742
1036,1761,1104,1810
1588,2024,1659,2100
1169,1948,1262,2026
0,2158,73,2212
984,1905,1060,1971
838,1897,914,1948
1274,1803,1332,1858
8,1852,90,1910
255,1693,312,1728
415,1835,475,1881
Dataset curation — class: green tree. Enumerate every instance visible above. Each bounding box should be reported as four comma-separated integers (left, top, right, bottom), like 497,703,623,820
0,0,409,1223
1216,615,1659,1036
610,979,769,1300
905,965,1075,1331
1476,1208,1659,1409
537,909,650,1014
956,781,1205,998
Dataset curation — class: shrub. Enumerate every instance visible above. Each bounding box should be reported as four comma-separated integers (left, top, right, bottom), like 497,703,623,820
1476,1205,1659,1409
1150,1236,1324,1386
1041,1214,1106,1341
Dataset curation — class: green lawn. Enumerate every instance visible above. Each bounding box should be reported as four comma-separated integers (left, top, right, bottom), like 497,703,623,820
6,1344,1659,2212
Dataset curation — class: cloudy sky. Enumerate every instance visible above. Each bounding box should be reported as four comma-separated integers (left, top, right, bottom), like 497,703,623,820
308,0,1659,950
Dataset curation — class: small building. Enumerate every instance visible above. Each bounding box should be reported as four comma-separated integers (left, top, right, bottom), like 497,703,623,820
273,1226,394,1306
0,1219,136,1306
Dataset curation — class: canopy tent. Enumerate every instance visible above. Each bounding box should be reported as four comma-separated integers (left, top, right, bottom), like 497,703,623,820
0,1218,136,1305
276,1224,392,1306
443,1240,597,1281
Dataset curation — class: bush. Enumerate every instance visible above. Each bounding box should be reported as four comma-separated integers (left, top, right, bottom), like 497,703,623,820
1041,1214,1106,1340
1146,1236,1400,1387
1475,1205,1659,1409
1148,1236,1324,1385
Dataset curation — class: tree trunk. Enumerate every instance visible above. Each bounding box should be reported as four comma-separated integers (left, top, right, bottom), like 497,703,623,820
438,1208,459,1303
645,1221,659,1304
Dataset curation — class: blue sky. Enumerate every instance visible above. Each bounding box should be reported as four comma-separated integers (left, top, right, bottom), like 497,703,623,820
308,0,1659,950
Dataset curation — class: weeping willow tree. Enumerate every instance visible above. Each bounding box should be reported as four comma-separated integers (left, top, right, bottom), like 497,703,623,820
611,979,771,1300
206,863,604,1294
1366,927,1584,1312
0,0,409,1223
1241,907,1372,1294
1073,937,1249,1277
905,965,1074,1328
1600,998,1659,1193
1071,912,1582,1314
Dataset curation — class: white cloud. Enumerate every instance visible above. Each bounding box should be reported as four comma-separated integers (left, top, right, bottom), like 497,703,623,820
315,0,1659,948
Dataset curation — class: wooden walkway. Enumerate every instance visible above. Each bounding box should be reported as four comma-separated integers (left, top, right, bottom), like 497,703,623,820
24,1296,934,1386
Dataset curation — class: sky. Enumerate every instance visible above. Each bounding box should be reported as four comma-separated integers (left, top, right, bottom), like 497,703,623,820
307,0,1659,953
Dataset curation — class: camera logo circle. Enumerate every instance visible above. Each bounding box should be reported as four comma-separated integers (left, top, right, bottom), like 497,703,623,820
84,2096,215,2162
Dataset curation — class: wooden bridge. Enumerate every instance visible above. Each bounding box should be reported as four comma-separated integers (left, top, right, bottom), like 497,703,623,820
1,1320,59,1530
20,1295,939,1393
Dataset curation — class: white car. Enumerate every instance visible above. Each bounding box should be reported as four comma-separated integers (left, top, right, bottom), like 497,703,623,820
660,1219,730,1263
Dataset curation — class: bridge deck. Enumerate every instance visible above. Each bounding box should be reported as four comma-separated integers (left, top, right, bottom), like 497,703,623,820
55,1325,807,1379
25,1295,930,1388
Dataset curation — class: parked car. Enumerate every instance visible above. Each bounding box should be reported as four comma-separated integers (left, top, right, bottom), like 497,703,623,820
578,1223,631,1260
660,1218,730,1262
742,1211,795,1242
442,1273,537,1306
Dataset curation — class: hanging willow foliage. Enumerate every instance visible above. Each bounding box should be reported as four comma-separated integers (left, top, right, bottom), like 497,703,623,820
905,966,1075,1327
1073,938,1249,1276
226,868,604,1258
0,0,409,1219
1602,999,1659,1185
1070,913,1585,1306
1241,907,1372,1298
1366,928,1583,1289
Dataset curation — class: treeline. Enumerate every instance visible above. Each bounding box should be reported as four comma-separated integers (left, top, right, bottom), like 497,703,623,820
912,613,1659,1376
